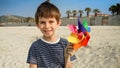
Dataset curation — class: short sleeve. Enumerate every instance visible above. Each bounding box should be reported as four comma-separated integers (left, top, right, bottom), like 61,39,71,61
27,43,37,64
60,38,69,48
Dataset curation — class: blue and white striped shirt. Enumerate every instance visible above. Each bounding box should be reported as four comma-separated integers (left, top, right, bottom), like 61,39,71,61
27,37,68,68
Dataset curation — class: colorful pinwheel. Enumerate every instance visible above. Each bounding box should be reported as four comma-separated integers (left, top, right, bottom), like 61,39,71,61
68,18,91,50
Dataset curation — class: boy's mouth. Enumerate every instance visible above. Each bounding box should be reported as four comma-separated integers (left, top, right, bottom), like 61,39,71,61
44,30,52,34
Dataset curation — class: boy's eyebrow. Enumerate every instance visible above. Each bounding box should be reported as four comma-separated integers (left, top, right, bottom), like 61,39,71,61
38,20,45,22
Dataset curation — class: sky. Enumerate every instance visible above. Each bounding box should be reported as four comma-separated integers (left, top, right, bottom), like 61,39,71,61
0,0,120,17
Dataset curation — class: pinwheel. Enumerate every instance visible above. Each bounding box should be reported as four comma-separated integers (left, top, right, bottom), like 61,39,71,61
68,18,91,51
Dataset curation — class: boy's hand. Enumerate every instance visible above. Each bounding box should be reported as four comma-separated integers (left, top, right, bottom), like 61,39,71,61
65,43,75,57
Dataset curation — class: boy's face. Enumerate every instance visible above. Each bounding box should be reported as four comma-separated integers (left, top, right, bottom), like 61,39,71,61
37,17,61,38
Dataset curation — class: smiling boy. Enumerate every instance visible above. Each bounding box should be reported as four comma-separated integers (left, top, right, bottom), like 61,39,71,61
27,1,74,68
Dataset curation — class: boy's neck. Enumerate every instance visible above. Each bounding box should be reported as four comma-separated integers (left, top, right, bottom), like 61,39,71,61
42,35,58,42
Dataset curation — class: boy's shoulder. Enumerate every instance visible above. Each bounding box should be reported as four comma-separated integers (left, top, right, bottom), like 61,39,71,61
59,38,68,43
30,39,42,48
58,38,69,47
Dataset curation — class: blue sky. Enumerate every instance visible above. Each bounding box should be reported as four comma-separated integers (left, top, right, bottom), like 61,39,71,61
0,0,120,17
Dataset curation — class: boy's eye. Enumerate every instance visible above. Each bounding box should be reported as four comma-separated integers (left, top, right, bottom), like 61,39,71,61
49,21,54,24
39,21,45,24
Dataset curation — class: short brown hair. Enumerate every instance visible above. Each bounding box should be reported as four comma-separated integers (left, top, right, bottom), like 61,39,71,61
35,1,61,24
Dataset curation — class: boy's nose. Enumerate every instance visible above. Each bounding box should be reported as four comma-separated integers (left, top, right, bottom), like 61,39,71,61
45,23,50,28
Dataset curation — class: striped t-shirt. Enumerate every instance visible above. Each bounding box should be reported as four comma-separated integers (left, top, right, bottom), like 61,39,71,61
27,37,68,68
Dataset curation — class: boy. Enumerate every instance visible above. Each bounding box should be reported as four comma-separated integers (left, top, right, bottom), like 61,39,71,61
27,1,75,68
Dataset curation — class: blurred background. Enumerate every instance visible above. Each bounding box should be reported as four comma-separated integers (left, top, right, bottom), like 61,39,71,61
0,0,120,26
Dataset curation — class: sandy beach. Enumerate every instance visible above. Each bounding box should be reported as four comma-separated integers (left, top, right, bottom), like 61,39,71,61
0,26,120,68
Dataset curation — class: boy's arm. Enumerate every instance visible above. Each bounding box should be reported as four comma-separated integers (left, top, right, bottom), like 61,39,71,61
29,64,37,68
64,44,75,68
65,54,73,68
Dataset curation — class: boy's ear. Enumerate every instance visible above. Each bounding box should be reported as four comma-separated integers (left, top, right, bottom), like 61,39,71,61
36,23,39,28
58,19,62,26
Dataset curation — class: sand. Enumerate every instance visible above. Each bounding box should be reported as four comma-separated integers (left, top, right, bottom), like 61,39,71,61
0,26,120,68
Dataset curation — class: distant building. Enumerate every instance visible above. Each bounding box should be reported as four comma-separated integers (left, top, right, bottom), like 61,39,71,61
84,13,111,18
68,16,78,19
67,14,111,19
